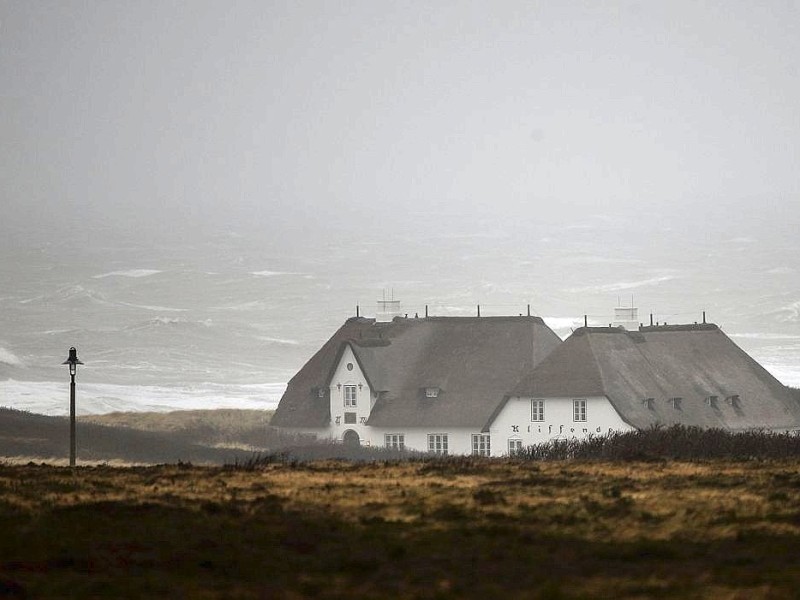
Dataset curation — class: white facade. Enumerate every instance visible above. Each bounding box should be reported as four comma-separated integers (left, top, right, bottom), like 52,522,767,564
291,348,634,456
325,344,376,445
490,395,634,454
295,424,496,456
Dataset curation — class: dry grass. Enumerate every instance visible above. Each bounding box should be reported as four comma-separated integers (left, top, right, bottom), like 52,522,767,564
79,409,275,448
1,459,800,598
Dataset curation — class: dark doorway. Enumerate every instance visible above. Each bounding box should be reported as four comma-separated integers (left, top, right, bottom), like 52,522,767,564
342,429,360,447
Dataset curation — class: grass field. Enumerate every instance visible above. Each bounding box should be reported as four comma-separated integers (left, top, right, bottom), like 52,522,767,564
1,458,799,598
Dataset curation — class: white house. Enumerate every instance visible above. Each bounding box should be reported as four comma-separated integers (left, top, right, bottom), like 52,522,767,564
497,320,800,452
270,313,563,456
272,309,800,456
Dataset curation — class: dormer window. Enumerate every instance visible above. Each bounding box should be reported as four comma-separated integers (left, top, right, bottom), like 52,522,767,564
705,395,718,408
317,388,325,398
669,397,682,410
642,398,654,409
425,387,440,398
726,394,740,407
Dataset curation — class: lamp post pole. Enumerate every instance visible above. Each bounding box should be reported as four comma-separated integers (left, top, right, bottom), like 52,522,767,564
69,369,76,467
62,347,83,468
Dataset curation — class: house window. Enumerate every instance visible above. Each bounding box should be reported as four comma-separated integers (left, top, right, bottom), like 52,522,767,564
385,434,405,450
471,434,491,456
573,399,587,422
344,385,357,408
344,412,356,424
508,438,523,455
428,433,449,455
425,387,439,398
531,399,545,421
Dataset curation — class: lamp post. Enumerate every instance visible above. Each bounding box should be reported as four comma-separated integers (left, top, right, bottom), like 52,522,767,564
62,347,83,467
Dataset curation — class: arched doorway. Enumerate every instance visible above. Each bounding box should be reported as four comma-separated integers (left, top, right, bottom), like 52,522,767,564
342,429,360,448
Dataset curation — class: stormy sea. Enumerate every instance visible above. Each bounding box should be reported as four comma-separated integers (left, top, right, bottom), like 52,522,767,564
1,208,798,415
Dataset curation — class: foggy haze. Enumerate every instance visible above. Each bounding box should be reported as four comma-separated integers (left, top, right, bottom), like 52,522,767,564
1,1,799,413
3,1,799,237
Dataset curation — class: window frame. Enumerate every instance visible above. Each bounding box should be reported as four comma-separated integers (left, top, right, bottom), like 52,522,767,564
508,438,523,455
471,433,491,457
385,433,405,450
531,398,545,421
427,433,449,455
343,385,357,408
573,398,587,422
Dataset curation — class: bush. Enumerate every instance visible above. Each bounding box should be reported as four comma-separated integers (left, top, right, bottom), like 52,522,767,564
513,425,800,461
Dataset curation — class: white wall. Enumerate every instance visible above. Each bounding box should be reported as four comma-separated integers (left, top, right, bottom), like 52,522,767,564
286,425,486,455
489,396,634,455
326,344,374,444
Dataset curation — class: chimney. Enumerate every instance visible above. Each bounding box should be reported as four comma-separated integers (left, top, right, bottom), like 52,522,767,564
375,289,402,323
613,305,639,331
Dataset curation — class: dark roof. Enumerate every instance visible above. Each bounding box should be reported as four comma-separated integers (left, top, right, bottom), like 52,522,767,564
271,316,562,429
509,324,800,430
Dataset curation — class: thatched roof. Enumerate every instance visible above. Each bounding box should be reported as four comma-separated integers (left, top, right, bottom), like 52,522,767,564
509,324,800,430
271,316,562,429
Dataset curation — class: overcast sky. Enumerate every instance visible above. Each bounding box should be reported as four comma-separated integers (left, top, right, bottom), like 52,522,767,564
2,1,799,241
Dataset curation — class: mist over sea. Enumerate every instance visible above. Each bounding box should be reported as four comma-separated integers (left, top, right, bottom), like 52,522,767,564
1,208,798,415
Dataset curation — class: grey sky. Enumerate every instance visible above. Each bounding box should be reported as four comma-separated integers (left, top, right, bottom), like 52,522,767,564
2,1,799,239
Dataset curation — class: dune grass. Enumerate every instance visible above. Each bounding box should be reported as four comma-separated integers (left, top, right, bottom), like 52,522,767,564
1,458,800,598
79,409,275,448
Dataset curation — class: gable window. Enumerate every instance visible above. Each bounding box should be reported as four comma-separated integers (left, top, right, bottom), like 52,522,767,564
573,399,587,422
508,438,523,455
385,434,405,450
472,434,491,456
531,399,545,421
343,385,357,408
428,433,448,455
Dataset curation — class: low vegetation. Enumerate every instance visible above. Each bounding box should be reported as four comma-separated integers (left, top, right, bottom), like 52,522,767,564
1,457,800,598
0,408,298,465
80,409,275,449
515,425,800,461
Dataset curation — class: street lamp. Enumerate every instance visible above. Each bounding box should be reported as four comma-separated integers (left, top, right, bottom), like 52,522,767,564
62,347,83,467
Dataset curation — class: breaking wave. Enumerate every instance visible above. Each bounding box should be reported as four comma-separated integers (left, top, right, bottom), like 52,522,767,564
92,269,163,279
0,346,22,367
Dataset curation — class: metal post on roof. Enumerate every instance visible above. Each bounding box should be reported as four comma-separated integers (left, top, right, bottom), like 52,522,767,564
584,315,588,327
477,304,481,317
650,313,654,326
356,305,360,318
425,305,428,318
527,304,531,317
703,310,706,324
